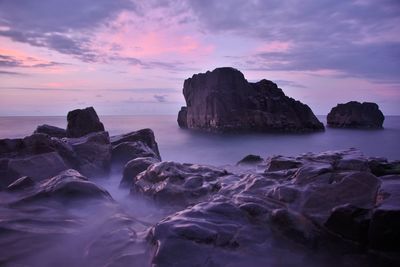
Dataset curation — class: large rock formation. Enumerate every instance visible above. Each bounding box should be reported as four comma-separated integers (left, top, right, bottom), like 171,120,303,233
327,101,384,128
177,67,324,132
66,107,105,137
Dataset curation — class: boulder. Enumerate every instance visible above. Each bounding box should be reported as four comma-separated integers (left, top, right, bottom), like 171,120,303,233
131,162,228,206
66,107,105,138
177,67,324,132
120,157,160,188
110,128,160,160
11,169,112,205
7,152,69,182
34,124,66,138
236,154,263,165
177,107,187,128
327,101,384,128
66,131,112,177
112,141,158,165
325,204,371,244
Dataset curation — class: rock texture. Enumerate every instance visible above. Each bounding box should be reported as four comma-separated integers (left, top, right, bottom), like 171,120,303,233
327,101,384,128
66,107,105,137
120,157,160,188
110,129,161,166
177,67,324,132
146,149,400,266
34,124,67,138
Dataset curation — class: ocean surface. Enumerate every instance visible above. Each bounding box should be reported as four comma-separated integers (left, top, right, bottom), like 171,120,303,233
0,115,399,164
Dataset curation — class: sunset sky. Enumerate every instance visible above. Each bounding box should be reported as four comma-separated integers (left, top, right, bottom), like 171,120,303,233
0,0,399,116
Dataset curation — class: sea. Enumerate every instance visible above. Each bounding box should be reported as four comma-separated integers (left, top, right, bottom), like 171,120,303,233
1,115,399,164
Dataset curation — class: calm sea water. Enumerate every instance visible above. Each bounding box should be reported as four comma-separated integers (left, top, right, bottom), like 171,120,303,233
0,115,399,164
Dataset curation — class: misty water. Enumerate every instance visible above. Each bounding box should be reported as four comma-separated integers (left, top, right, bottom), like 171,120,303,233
1,115,399,164
1,115,399,266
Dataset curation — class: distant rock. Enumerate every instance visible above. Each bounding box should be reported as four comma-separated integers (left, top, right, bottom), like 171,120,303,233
177,67,324,132
327,101,384,128
236,154,263,165
66,107,105,138
34,124,67,138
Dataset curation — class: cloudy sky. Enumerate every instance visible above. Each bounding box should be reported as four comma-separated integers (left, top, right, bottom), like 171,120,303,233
0,0,399,115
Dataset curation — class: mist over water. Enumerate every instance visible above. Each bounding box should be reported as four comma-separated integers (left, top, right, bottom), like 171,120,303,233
1,115,399,266
1,115,399,164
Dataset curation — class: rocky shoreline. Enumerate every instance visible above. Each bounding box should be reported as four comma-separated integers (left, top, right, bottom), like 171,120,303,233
0,107,399,267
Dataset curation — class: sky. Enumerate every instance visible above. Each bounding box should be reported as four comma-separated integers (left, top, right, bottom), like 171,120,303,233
0,0,399,116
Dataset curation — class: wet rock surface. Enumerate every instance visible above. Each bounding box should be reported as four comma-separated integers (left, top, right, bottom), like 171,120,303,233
327,101,385,128
178,67,324,132
0,107,399,267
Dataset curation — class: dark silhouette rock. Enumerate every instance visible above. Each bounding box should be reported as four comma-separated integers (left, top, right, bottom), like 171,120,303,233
120,157,160,188
369,177,400,251
327,101,384,128
177,107,187,128
66,107,105,138
177,67,324,132
325,204,371,244
110,128,161,160
66,131,112,177
112,141,159,165
236,154,263,165
34,124,66,138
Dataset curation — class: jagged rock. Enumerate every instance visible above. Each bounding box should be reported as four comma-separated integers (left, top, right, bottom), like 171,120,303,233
177,107,187,128
369,159,400,176
66,131,112,177
327,101,384,128
237,154,263,165
131,162,228,206
178,67,324,132
120,157,160,188
112,141,159,165
34,124,67,138
11,169,112,205
66,107,105,138
110,128,161,160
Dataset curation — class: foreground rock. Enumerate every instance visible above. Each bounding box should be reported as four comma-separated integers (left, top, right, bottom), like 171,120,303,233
111,128,161,165
9,169,112,205
327,101,384,128
34,124,67,138
146,149,400,266
131,162,228,206
66,107,105,137
178,67,324,132
120,157,160,188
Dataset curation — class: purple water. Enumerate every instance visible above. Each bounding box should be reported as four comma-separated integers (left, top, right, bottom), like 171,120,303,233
0,115,399,164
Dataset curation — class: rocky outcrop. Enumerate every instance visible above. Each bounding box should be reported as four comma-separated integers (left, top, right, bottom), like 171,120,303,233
10,169,112,205
177,67,324,132
131,162,228,206
110,129,161,166
146,149,400,266
34,124,67,138
120,157,160,188
327,101,384,128
66,107,105,137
